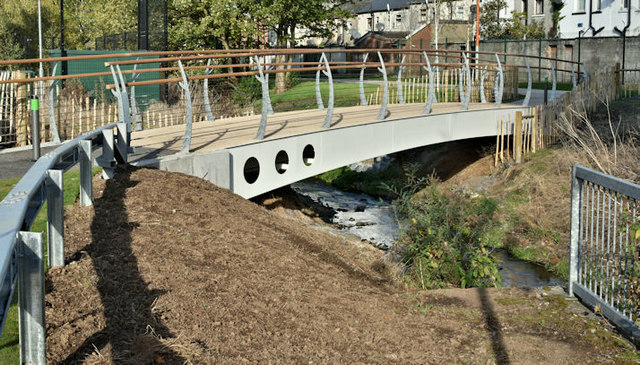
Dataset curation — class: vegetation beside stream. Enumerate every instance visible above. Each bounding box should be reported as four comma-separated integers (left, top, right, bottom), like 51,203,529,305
318,96,640,290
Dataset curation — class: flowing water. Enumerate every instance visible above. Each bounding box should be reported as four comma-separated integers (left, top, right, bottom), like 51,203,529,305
291,177,563,288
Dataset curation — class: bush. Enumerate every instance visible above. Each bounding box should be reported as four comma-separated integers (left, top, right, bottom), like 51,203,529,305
392,166,501,289
232,76,262,107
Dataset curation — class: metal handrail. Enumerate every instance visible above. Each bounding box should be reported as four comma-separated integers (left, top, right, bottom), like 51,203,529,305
0,121,123,363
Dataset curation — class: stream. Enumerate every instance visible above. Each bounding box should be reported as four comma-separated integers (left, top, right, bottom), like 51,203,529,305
290,178,563,288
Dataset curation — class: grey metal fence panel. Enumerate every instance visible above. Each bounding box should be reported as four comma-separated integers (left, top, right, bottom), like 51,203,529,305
570,165,640,341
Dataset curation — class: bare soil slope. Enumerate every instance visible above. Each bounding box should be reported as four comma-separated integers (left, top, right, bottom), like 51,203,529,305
45,168,634,364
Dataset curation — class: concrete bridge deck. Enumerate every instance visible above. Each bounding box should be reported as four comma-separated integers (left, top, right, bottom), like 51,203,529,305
129,101,522,162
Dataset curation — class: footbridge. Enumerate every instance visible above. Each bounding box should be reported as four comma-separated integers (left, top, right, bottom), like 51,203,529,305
0,47,610,362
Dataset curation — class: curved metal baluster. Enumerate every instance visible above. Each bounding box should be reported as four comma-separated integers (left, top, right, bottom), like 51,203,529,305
254,56,269,140
422,51,437,114
315,59,324,110
480,66,487,104
177,60,192,154
109,65,124,123
130,59,142,131
397,54,406,104
48,62,61,143
523,57,532,107
321,53,335,128
494,54,504,108
460,53,471,110
115,65,131,132
264,65,274,115
376,52,389,120
203,58,215,122
359,53,369,106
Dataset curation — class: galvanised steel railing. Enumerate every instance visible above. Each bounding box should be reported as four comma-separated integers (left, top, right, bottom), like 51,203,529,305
569,165,640,341
0,121,126,364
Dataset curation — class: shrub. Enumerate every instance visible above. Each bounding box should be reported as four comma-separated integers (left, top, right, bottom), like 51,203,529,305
392,166,501,289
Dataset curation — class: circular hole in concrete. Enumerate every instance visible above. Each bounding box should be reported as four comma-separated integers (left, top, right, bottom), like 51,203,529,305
275,150,289,174
243,157,260,184
302,144,315,166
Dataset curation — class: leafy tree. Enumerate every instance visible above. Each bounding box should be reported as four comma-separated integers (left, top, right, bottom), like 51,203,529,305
61,0,136,49
246,0,352,93
0,0,57,61
169,0,260,50
480,0,507,39
505,12,545,39
480,0,545,39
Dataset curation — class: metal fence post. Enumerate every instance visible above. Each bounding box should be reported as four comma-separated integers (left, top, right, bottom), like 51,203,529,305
550,60,557,101
79,140,92,206
359,53,369,106
480,66,487,104
18,231,45,365
115,122,128,163
97,128,115,179
570,63,577,88
377,51,389,120
30,96,41,160
46,169,64,267
321,53,335,128
569,165,582,296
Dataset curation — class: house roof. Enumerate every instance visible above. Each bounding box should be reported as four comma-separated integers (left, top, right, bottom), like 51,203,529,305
353,30,412,45
357,0,411,14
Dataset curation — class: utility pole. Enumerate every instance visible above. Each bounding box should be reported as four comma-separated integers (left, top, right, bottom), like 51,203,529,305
37,0,44,97
60,0,67,77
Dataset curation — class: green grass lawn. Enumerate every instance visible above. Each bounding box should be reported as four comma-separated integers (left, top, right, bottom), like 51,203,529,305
0,168,100,363
266,81,463,112
266,81,379,111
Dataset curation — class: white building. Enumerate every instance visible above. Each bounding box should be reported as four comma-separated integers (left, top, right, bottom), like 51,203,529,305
558,0,640,38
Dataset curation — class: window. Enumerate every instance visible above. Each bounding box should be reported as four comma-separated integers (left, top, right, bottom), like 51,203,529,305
368,17,373,30
456,5,464,19
421,8,428,22
622,0,629,9
396,14,403,28
594,0,601,10
575,0,586,12
535,0,544,14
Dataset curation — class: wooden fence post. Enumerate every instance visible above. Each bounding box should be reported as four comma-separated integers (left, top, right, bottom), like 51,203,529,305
514,111,523,163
